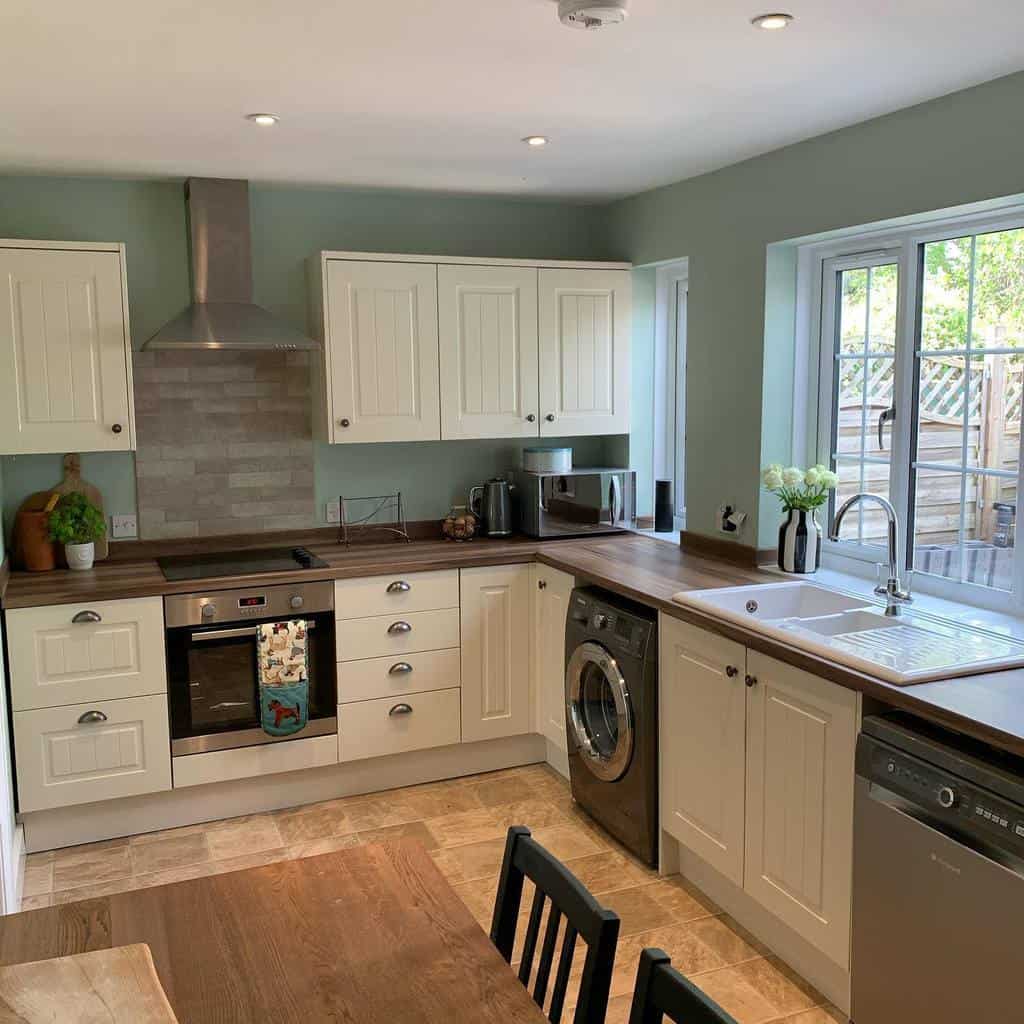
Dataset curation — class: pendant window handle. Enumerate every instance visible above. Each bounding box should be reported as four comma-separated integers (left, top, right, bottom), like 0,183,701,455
877,406,895,451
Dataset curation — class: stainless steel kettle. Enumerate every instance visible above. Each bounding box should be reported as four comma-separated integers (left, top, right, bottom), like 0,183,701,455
469,478,513,537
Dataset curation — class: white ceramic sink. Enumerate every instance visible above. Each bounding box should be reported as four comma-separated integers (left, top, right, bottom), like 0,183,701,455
671,581,1024,685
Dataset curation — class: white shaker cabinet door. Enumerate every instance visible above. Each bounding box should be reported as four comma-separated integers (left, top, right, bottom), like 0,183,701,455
531,564,574,753
659,615,747,886
324,260,441,443
744,651,860,969
438,265,539,439
538,268,630,437
0,246,133,455
460,564,532,743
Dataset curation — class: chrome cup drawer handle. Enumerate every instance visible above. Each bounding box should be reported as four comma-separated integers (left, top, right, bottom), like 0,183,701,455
72,610,102,624
389,662,414,676
388,703,413,717
386,580,411,594
387,621,412,635
77,710,108,725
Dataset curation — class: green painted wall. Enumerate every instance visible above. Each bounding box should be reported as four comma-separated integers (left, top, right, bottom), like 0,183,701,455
0,176,615,539
605,70,1024,547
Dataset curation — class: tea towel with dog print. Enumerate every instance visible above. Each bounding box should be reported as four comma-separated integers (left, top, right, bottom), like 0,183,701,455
258,620,309,736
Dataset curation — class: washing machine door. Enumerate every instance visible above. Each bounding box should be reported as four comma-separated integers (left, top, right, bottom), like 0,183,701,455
566,641,634,782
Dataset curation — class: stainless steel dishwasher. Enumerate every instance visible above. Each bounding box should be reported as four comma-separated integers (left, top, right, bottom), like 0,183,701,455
852,712,1024,1022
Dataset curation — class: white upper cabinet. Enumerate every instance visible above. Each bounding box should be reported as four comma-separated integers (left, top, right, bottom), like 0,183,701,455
0,242,134,455
323,260,441,443
438,265,539,439
538,268,631,437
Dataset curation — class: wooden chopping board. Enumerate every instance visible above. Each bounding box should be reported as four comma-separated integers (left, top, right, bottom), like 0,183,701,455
52,454,109,561
0,944,178,1023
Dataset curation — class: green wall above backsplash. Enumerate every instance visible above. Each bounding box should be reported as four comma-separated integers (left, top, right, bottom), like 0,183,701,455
0,174,625,543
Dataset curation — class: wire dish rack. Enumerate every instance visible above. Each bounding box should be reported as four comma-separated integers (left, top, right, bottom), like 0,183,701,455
338,493,411,547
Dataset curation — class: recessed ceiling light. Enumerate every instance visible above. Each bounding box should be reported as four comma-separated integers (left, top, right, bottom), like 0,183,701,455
751,12,793,29
246,113,279,126
522,135,549,147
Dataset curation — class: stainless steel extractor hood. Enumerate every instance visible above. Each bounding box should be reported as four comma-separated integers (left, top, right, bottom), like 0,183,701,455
143,178,319,351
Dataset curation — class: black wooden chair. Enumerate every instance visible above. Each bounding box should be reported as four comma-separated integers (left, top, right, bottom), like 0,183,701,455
628,948,739,1024
490,826,620,1023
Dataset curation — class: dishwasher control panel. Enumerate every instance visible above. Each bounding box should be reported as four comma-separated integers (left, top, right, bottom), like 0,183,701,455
859,736,1024,858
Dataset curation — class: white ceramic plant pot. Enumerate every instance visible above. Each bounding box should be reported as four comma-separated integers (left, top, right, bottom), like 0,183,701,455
65,542,95,572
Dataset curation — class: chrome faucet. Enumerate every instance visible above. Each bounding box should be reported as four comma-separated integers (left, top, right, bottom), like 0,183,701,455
829,493,912,617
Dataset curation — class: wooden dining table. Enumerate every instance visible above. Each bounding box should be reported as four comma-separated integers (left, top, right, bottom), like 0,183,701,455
0,841,548,1022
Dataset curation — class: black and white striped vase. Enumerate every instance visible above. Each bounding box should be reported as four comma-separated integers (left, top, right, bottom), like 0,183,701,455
778,509,822,574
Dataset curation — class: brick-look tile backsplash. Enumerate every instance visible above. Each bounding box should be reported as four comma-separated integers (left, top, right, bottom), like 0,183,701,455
133,350,315,539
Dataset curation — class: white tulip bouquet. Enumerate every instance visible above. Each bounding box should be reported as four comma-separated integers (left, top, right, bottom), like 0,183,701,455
762,463,838,512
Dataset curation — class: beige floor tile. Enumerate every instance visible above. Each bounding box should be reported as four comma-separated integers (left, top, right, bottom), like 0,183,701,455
424,807,504,848
129,822,210,846
770,1007,846,1024
636,877,721,923
686,916,764,967
693,962,782,1024
206,815,283,860
556,850,650,896
342,796,421,832
531,822,606,862
595,884,678,936
399,781,484,819
129,832,211,875
22,855,54,897
730,957,822,1017
52,842,132,892
133,861,223,888
287,834,363,860
19,894,53,911
274,798,354,845
54,874,143,904
472,775,537,807
492,800,572,832
430,837,507,884
358,820,439,851
205,848,291,876
602,993,635,1024
450,875,499,928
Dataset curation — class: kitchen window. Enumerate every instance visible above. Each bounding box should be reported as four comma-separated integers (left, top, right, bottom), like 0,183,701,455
814,210,1024,611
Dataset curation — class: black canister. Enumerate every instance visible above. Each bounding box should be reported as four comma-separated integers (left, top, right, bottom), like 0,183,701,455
654,479,674,532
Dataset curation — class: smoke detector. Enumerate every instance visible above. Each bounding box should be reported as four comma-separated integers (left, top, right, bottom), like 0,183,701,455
558,0,629,29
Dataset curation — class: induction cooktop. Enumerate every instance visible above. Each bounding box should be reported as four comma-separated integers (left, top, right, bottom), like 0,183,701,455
157,546,329,582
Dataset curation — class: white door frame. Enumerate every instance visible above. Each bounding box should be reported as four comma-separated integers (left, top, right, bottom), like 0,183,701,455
654,260,689,528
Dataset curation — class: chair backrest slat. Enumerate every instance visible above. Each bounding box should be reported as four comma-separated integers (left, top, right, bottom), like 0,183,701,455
518,887,547,985
628,948,740,1024
547,924,578,1023
490,826,620,1024
532,905,563,1007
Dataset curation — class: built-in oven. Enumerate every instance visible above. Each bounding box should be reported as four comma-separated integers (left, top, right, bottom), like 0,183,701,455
164,581,337,756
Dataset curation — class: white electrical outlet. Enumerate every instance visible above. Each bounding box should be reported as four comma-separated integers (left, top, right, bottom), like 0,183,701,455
110,513,138,539
325,500,341,525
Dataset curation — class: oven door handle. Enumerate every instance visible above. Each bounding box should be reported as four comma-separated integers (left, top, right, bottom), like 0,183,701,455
190,622,316,642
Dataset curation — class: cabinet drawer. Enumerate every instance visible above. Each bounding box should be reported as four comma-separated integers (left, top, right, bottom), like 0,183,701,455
337,608,460,661
7,597,167,712
338,649,461,704
334,570,459,620
339,688,461,762
14,694,172,812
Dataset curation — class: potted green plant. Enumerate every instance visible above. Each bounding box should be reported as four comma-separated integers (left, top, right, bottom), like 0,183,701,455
48,493,106,571
762,463,838,573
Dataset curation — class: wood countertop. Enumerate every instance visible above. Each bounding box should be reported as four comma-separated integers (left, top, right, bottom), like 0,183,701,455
4,531,1024,760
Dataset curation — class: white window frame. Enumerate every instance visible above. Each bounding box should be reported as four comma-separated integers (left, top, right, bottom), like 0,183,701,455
804,204,1024,614
654,259,688,529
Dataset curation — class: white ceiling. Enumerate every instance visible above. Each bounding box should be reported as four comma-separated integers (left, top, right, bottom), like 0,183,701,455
2,0,1023,200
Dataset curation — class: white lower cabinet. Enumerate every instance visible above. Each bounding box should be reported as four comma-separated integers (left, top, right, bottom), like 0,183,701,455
743,650,859,968
460,564,532,743
339,687,461,762
659,614,860,969
660,617,747,886
14,694,171,812
531,564,575,754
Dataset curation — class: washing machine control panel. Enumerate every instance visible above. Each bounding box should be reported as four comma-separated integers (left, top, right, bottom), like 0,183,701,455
573,595,650,657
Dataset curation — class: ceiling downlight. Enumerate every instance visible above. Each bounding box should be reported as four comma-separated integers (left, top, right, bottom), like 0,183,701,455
751,12,794,30
558,0,628,30
246,113,279,126
522,135,550,147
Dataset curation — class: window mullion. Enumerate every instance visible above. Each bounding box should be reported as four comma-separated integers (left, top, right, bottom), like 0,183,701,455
958,236,978,583
891,241,916,575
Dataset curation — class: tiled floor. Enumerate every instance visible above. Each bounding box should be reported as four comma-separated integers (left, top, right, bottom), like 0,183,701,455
20,764,844,1024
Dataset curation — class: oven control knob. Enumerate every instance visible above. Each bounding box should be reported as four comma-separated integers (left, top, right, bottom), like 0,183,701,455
201,603,216,620
290,595,304,610
937,785,958,809
592,613,609,630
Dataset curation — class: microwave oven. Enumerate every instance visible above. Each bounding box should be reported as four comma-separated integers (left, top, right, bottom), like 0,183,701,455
517,468,636,538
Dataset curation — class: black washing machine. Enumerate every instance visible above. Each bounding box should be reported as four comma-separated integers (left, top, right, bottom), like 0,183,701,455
565,586,658,867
